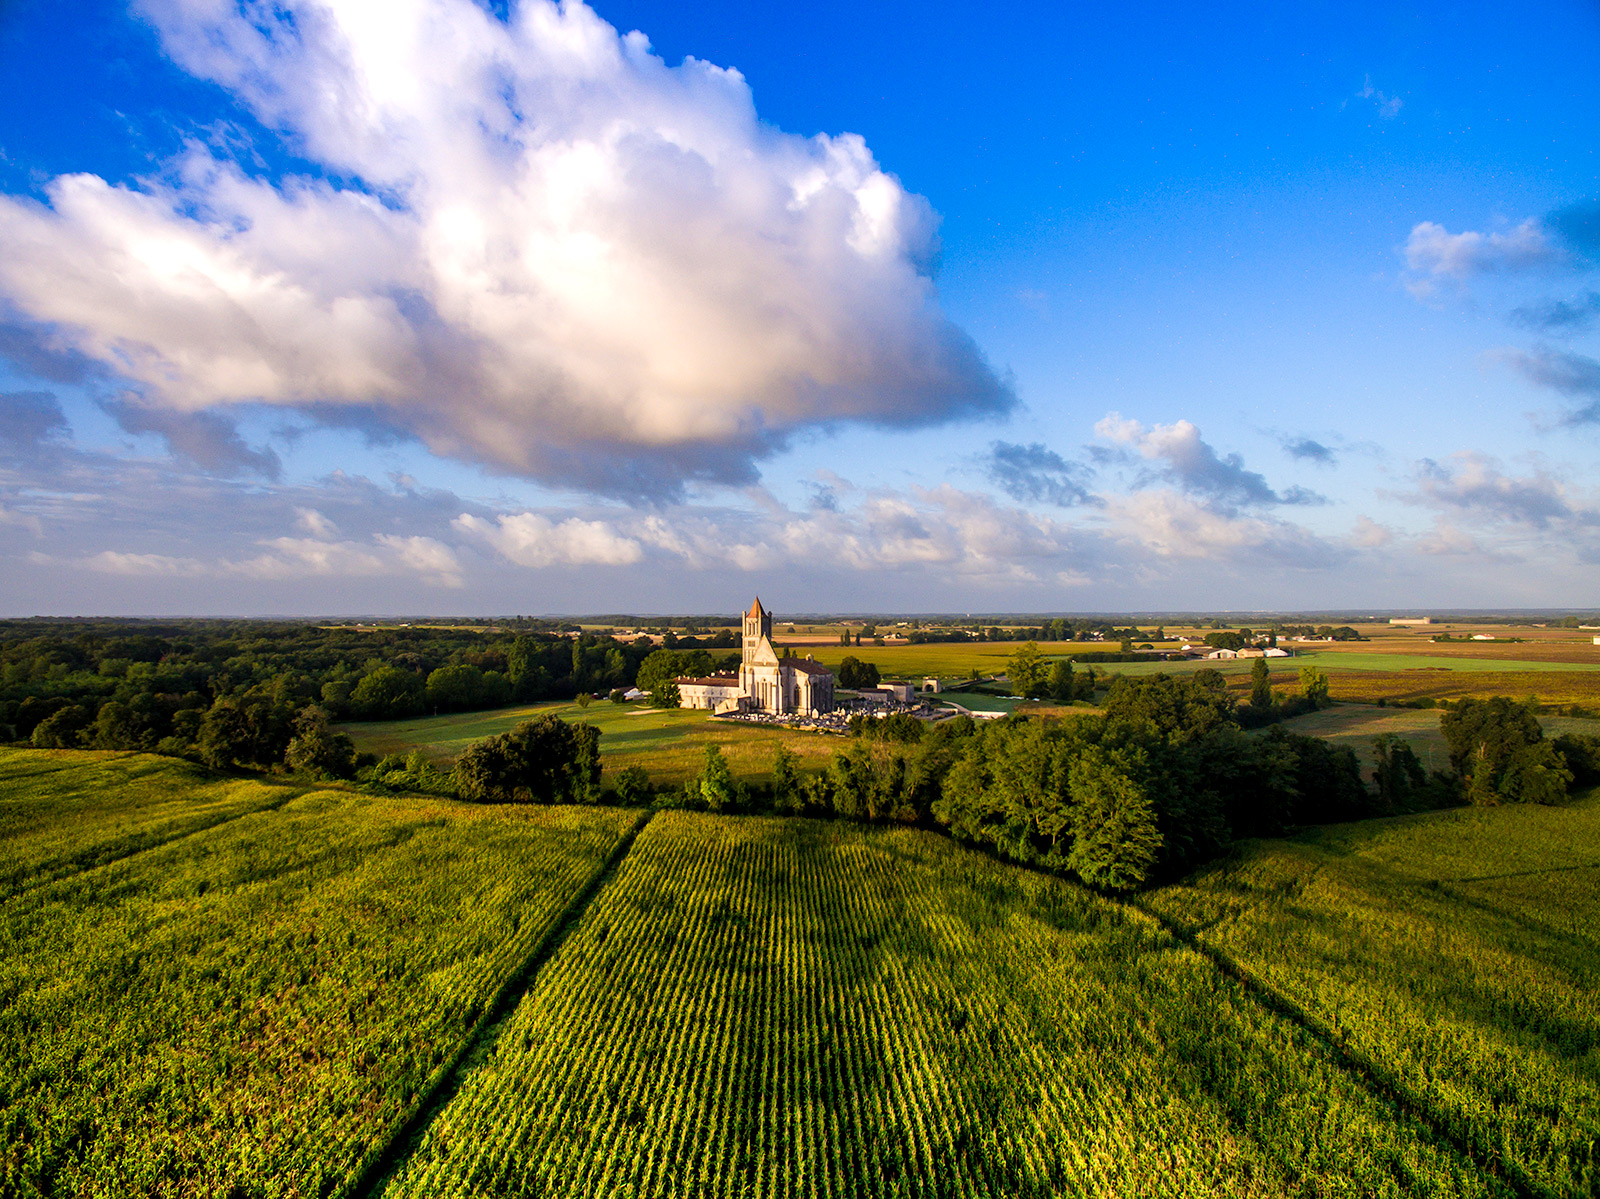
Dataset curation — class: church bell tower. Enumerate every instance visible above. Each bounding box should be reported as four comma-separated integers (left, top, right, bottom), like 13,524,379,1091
742,596,772,666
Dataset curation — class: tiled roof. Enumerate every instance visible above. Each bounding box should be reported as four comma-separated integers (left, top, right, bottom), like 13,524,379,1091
786,659,834,676
678,675,742,688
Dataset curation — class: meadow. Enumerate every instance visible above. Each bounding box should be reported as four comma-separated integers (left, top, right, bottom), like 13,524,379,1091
0,749,638,1198
341,701,843,786
1267,703,1598,774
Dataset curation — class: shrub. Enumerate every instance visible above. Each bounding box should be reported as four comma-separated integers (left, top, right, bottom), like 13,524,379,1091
611,764,652,806
285,706,357,780
452,715,601,803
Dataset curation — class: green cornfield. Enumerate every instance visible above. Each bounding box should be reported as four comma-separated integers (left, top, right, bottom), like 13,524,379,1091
0,749,296,898
1147,792,1600,1199
0,749,639,1197
4,747,1596,1198
379,812,1504,1198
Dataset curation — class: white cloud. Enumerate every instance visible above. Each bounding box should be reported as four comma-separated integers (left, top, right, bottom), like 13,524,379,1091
229,536,389,579
1403,219,1557,297
373,533,464,587
1414,523,1482,556
0,0,1008,497
83,550,208,576
455,511,644,567
1411,453,1592,529
1100,490,1335,565
1094,413,1316,508
226,532,465,585
0,504,43,537
295,507,339,538
1348,515,1393,549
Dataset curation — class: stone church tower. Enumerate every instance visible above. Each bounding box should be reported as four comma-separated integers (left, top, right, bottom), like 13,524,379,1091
742,596,773,663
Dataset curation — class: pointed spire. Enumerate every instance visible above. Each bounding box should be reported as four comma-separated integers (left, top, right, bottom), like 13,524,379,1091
747,596,765,619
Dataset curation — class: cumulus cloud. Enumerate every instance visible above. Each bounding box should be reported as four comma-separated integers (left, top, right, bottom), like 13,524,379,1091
1100,489,1340,567
104,398,282,478
455,511,645,568
1095,414,1322,509
985,441,1096,507
0,323,107,385
295,507,339,538
84,550,208,577
456,485,1082,583
0,0,1009,498
1348,515,1393,549
1499,347,1600,424
1412,453,1592,529
373,534,464,586
1403,219,1557,297
226,532,463,586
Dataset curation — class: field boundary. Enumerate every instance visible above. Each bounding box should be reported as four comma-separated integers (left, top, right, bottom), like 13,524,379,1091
1,780,310,904
1133,896,1544,1199
340,808,655,1199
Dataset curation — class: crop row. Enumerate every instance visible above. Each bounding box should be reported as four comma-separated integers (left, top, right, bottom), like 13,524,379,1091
0,749,294,898
0,773,639,1198
383,812,1500,1198
1147,795,1600,1199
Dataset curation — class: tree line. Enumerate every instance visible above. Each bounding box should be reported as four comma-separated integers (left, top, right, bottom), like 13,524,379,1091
421,672,1600,894
0,620,681,761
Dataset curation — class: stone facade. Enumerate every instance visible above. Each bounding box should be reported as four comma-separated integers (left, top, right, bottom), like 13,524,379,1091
684,597,836,716
677,676,743,711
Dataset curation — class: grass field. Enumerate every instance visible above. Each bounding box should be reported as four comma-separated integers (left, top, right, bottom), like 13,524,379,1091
378,811,1497,1198
340,701,844,786
1264,703,1599,774
789,640,1600,709
0,749,638,1198
1146,789,1600,1199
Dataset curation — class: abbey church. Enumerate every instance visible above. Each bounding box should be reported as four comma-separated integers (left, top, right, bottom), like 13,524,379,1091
677,597,837,715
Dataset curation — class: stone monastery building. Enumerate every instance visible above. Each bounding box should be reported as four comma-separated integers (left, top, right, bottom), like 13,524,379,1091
677,598,837,715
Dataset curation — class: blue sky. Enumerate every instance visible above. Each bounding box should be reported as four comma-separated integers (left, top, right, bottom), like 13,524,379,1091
1,0,1597,615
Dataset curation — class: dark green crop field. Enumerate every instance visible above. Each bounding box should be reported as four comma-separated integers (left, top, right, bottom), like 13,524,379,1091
0,749,639,1197
2,747,1596,1197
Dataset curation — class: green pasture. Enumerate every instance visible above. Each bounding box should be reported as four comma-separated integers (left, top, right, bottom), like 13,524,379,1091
339,700,844,786
340,701,708,764
934,691,1023,714
1269,702,1599,774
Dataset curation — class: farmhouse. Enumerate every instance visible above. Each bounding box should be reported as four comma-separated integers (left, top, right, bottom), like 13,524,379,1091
681,598,837,715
